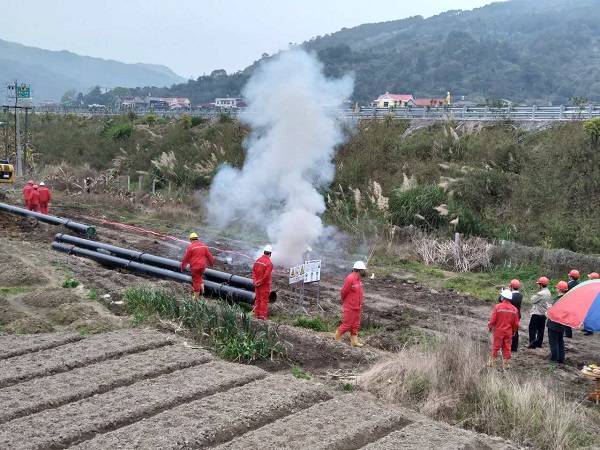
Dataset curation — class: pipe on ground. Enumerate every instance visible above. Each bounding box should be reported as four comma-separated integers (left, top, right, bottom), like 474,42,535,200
0,202,95,238
52,242,255,304
54,233,254,291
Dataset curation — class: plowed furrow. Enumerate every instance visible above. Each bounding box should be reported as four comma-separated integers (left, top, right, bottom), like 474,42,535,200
213,394,412,450
0,362,266,450
0,329,174,388
0,344,212,423
0,333,85,360
70,375,331,450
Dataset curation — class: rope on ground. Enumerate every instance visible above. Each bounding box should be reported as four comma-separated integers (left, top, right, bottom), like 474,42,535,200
98,219,255,261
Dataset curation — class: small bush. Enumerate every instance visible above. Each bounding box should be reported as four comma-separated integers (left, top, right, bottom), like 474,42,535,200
62,277,80,288
294,316,334,332
389,185,447,230
125,286,284,363
107,122,133,140
190,116,206,127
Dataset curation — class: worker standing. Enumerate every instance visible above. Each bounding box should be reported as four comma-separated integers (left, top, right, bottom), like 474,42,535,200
508,279,523,352
28,185,40,212
22,180,33,209
252,245,273,320
547,281,569,364
38,182,52,214
488,289,519,370
527,277,551,349
180,232,215,299
567,270,580,290
334,261,367,347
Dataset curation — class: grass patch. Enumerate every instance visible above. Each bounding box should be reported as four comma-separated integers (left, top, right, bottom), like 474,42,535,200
342,383,354,392
291,366,311,380
360,335,599,449
62,277,80,289
125,286,284,363
294,315,335,332
88,289,97,300
0,287,34,295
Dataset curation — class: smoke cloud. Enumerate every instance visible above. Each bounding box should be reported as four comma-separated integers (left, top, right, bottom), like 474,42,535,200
207,50,353,267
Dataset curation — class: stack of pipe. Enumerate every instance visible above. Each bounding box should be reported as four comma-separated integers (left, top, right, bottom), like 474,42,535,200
0,202,96,237
52,234,257,304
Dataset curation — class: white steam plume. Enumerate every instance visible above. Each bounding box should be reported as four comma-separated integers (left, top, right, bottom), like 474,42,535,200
207,50,353,267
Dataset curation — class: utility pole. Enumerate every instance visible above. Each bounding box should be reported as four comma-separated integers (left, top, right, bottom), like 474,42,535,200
15,81,23,177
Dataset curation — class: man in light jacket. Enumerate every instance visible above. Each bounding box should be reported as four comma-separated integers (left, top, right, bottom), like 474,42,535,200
527,277,552,349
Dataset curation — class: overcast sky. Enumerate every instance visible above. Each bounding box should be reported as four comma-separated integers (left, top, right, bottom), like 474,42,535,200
0,0,497,78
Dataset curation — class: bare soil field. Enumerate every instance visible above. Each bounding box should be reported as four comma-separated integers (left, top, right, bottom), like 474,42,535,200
0,330,515,449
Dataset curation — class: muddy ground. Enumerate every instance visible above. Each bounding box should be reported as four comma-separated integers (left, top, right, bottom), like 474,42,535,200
1,192,599,447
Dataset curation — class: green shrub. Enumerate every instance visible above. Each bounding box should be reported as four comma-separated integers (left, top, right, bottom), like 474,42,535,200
294,315,334,332
142,114,157,126
389,185,447,230
190,116,206,127
62,277,80,288
107,122,133,140
125,286,284,363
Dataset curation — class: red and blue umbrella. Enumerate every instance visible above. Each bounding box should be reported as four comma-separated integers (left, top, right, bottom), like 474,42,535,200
547,280,600,332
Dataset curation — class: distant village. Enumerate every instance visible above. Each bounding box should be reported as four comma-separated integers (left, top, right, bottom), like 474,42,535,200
38,91,481,113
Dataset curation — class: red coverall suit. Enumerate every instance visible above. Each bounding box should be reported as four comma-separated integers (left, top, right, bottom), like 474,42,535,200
488,299,519,361
181,241,215,295
252,255,273,320
38,186,52,214
337,271,364,336
28,187,40,212
22,183,33,209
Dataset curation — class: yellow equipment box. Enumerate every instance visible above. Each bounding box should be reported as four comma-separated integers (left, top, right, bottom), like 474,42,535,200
0,160,15,183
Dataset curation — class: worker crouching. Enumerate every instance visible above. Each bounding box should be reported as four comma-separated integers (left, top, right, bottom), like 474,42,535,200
335,261,366,347
252,245,273,320
488,289,519,370
181,232,215,299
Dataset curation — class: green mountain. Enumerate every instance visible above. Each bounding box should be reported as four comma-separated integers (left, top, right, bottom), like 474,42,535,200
0,38,185,101
116,0,600,106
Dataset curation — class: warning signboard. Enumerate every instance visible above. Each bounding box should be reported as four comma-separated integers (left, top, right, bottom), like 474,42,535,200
289,264,305,285
303,260,322,283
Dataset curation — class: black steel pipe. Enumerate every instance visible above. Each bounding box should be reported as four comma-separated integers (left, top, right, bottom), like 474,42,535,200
54,233,255,291
52,242,255,304
0,202,96,238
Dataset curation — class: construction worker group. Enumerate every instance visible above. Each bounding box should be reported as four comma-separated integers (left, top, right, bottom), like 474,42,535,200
180,232,596,358
487,269,597,370
22,180,52,214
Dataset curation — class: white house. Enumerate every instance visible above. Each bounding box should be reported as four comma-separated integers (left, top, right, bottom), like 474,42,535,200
215,98,245,108
374,92,415,108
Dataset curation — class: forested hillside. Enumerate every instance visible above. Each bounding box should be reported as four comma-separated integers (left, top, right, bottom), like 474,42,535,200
97,0,600,105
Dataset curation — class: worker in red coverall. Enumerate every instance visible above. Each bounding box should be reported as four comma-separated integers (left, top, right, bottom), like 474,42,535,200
334,261,367,347
28,185,41,212
38,182,52,214
488,289,519,370
252,245,273,320
180,232,215,299
22,180,34,209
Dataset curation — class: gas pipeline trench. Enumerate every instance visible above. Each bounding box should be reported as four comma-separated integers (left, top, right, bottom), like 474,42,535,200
51,233,263,304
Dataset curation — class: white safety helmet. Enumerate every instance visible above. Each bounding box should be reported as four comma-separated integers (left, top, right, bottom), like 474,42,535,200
500,289,513,300
39,181,45,186
264,245,273,253
353,261,367,271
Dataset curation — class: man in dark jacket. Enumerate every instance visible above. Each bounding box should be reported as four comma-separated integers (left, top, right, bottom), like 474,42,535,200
547,281,569,364
508,279,523,352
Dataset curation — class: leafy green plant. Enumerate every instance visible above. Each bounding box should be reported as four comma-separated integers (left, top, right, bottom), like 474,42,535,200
62,277,80,288
88,289,97,300
125,286,284,363
389,185,447,230
294,315,334,332
106,122,133,141
291,366,311,380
